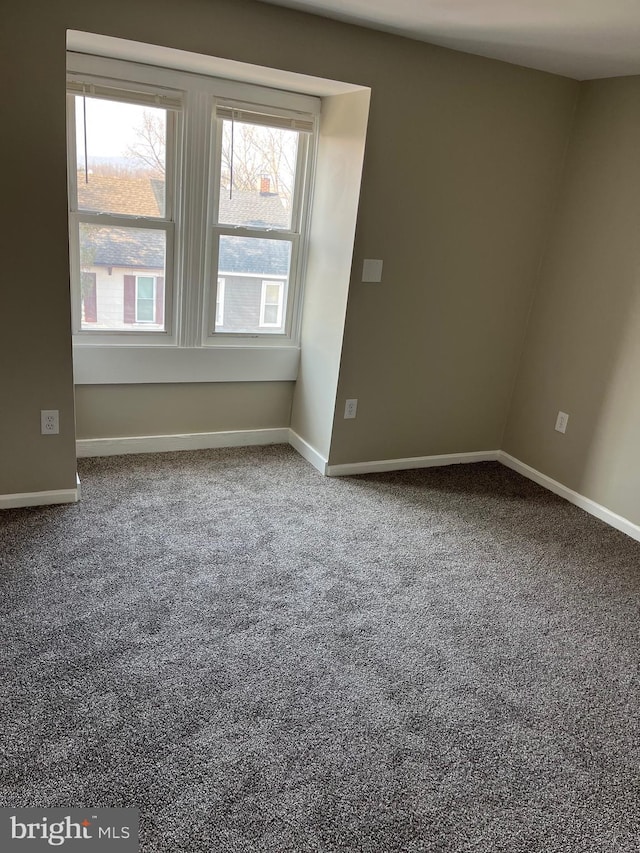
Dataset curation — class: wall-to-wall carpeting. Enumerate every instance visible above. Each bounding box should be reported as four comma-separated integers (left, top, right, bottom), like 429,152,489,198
1,446,639,851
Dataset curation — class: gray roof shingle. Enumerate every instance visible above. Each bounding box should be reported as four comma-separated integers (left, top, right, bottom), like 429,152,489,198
79,175,290,275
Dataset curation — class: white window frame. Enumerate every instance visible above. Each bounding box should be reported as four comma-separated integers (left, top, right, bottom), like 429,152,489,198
215,277,225,327
259,279,285,328
135,276,157,324
66,52,320,384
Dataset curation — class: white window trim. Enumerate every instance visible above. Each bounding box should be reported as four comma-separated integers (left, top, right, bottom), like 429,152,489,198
259,280,285,328
67,51,319,383
72,345,301,384
215,277,225,327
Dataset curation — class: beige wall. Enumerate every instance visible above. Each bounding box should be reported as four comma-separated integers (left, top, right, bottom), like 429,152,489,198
328,57,578,464
1,15,77,495
503,77,640,526
75,383,293,439
3,0,579,495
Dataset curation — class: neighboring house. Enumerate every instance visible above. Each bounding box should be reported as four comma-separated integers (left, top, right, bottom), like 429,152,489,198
77,173,289,333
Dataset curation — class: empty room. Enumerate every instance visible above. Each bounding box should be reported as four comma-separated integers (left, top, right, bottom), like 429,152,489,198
1,0,639,850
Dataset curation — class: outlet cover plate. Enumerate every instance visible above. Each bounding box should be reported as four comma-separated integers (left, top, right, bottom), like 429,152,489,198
41,410,60,435
344,399,358,419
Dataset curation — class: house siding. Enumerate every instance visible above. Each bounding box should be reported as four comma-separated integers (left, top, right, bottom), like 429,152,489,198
83,266,165,331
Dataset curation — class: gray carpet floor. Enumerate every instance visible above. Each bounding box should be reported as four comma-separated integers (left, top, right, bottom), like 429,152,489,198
1,445,639,852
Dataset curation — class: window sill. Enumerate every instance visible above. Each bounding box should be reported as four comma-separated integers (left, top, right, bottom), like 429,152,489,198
72,345,300,384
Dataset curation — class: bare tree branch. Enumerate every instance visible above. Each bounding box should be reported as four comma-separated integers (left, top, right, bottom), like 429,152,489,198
220,122,298,210
125,113,299,212
124,111,166,175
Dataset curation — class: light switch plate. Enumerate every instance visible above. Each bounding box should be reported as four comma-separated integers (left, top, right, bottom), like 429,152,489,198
362,259,383,283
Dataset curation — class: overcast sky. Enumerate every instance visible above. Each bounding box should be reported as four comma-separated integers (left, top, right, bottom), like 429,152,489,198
75,97,165,167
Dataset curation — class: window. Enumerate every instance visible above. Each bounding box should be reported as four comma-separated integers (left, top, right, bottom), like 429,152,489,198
135,276,156,323
260,280,285,328
68,90,176,338
208,107,311,340
66,52,319,380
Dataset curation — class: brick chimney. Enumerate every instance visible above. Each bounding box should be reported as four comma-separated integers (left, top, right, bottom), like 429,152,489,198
259,175,271,195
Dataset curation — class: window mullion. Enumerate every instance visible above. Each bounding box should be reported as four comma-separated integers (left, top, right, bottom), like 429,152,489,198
179,88,212,348
202,112,224,344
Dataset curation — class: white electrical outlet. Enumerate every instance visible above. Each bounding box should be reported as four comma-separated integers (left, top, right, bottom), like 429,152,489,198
41,410,59,435
344,399,358,419
555,411,569,434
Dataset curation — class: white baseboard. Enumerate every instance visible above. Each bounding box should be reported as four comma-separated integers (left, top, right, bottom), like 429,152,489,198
76,428,290,458
0,485,80,510
71,428,640,543
325,450,500,477
498,451,640,543
288,430,328,475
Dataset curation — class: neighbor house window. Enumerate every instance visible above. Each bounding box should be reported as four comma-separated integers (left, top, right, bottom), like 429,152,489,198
135,276,156,323
259,280,284,328
67,52,318,371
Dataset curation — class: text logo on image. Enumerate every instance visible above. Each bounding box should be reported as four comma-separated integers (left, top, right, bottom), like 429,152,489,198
1,809,139,851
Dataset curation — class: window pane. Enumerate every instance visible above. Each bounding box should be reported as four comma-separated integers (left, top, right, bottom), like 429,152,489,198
79,223,166,331
75,96,167,217
217,120,298,230
265,283,280,304
137,277,154,299
215,236,291,334
263,303,279,325
136,297,154,323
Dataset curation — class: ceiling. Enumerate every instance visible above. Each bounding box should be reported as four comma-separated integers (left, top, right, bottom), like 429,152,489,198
256,0,640,80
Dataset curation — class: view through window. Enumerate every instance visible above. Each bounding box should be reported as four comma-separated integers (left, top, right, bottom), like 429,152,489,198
73,97,170,332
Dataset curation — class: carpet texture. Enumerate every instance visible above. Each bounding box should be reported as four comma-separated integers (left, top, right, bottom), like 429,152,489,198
1,445,639,851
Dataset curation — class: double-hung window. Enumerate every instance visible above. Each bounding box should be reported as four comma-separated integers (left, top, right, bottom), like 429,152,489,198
208,105,312,339
66,53,319,382
67,82,178,341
